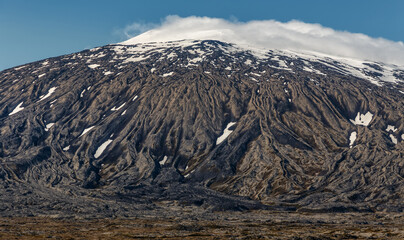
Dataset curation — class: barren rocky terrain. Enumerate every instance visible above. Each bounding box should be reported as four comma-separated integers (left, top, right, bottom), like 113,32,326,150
1,212,403,239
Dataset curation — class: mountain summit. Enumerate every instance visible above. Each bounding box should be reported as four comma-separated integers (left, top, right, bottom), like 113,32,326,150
0,30,403,216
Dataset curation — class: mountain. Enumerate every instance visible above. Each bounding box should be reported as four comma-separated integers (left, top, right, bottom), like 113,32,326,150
0,38,403,217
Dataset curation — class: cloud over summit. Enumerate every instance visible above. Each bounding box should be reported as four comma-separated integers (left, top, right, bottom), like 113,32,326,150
121,16,404,65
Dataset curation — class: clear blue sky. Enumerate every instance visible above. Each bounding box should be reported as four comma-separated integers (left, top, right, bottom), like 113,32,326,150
1,0,403,71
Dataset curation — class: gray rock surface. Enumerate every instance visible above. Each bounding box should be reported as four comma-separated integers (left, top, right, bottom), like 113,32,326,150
0,40,403,217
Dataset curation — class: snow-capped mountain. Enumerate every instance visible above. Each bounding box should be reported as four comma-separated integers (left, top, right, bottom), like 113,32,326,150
0,37,403,217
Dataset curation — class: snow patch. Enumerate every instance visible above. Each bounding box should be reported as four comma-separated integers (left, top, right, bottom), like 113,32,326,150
44,123,54,132
250,77,259,82
389,134,398,144
104,71,113,75
159,156,168,165
162,72,174,77
350,112,373,126
94,139,113,158
39,87,57,102
9,102,24,116
386,125,398,132
63,145,70,151
123,55,148,63
121,110,127,115
244,59,252,65
111,103,126,111
216,122,236,145
14,66,26,70
38,73,46,78
133,95,138,101
349,131,357,148
88,64,100,69
79,126,95,137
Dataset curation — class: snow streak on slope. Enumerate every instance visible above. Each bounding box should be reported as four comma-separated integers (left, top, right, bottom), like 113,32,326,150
216,122,236,145
9,102,24,116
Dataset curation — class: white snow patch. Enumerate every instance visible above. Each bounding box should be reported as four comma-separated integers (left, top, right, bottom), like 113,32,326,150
184,169,195,178
162,72,174,77
104,71,113,75
123,55,148,63
79,126,95,137
244,59,252,65
400,90,404,94
386,125,398,132
63,145,70,151
389,134,398,144
150,67,156,73
302,65,325,75
349,131,357,148
402,134,404,141
159,156,168,165
39,87,57,102
350,112,373,126
166,52,177,59
44,123,54,131
38,73,46,78
133,95,138,101
94,139,113,158
225,66,232,70
216,122,236,145
111,103,126,111
14,66,26,70
9,102,24,116
88,64,100,69
121,110,127,115
189,57,203,64
42,61,49,66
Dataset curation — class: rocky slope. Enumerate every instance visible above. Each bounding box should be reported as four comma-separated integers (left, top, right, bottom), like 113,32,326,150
0,40,403,216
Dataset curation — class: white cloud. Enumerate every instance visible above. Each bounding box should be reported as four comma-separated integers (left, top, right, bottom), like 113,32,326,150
121,16,404,65
122,22,157,38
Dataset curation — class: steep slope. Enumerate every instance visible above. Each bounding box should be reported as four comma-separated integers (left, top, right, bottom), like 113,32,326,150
0,40,403,216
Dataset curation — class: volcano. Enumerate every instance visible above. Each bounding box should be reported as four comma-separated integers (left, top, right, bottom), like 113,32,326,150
0,31,403,217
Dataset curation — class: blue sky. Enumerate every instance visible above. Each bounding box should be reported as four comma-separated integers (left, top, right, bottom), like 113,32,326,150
1,0,403,70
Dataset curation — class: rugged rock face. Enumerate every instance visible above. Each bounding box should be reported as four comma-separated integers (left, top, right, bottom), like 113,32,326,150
0,40,403,216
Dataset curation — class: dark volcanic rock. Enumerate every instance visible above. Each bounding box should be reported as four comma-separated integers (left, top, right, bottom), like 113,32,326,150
0,40,403,216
